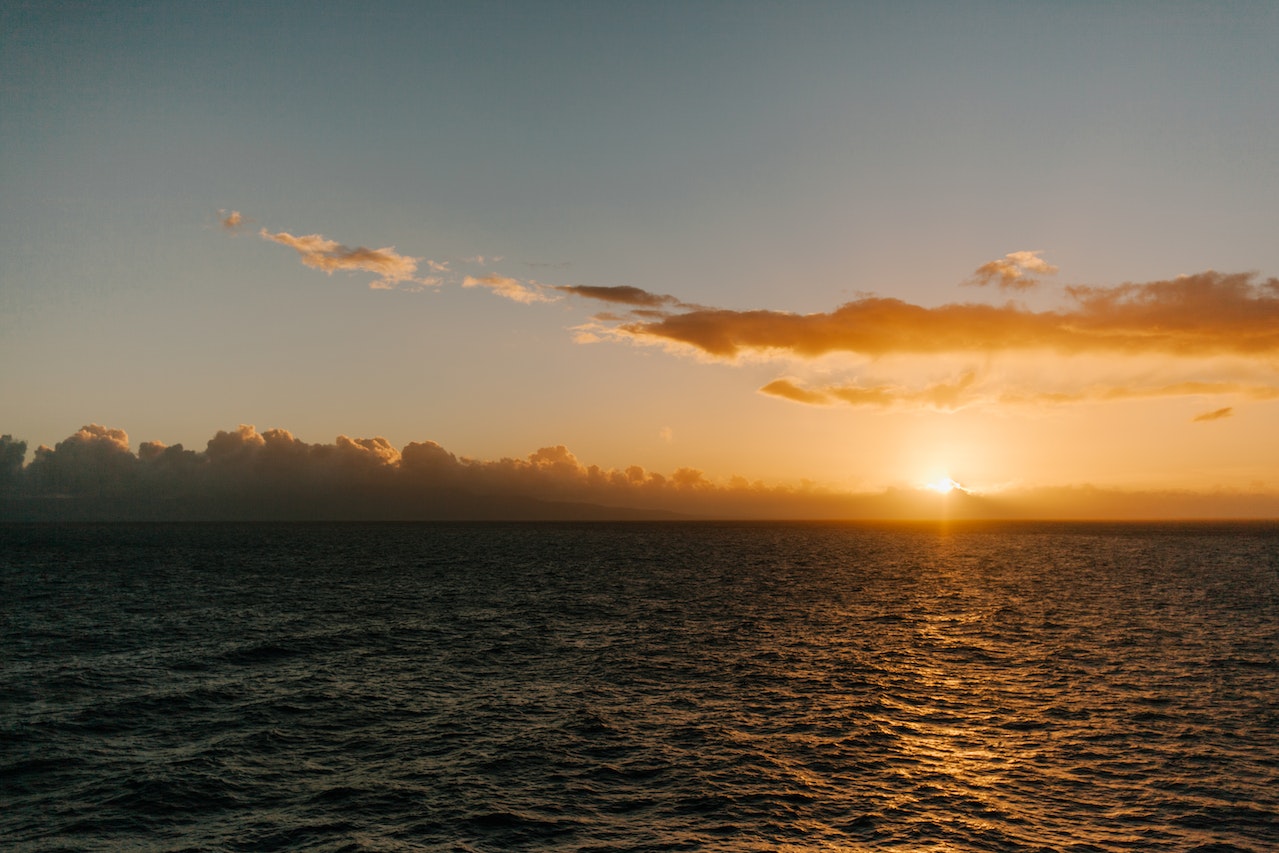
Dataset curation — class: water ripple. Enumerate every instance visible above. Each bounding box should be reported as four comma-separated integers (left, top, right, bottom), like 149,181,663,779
3,521,1277,851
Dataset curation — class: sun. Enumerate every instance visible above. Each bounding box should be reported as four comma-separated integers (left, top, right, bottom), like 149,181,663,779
925,476,965,494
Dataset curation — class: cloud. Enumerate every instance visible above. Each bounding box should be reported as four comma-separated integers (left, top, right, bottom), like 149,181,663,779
259,227,440,290
6,424,1279,521
0,434,26,479
219,209,245,231
1,423,755,520
613,272,1279,360
760,372,979,410
758,379,833,406
553,284,682,308
966,250,1059,290
462,274,557,304
763,373,1279,412
1193,406,1234,422
228,218,1279,414
1001,382,1279,407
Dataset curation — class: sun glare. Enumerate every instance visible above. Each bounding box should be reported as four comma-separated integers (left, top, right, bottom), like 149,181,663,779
925,477,963,494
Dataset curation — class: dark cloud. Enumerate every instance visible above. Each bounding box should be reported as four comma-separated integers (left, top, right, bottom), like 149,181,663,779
553,285,681,308
0,434,26,491
0,424,751,521
6,424,1278,521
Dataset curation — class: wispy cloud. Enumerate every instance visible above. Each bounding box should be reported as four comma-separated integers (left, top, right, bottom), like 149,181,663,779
966,250,1059,290
258,227,441,290
553,284,683,308
219,209,245,231
1193,406,1235,422
462,274,558,304
761,372,979,410
762,373,1279,412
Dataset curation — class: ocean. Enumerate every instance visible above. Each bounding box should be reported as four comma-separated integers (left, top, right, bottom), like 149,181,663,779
2,521,1277,852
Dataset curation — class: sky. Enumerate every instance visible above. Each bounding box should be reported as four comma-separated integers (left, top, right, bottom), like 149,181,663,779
3,1,1279,518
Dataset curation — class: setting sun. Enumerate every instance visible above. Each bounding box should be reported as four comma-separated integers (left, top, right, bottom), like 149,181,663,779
925,477,965,495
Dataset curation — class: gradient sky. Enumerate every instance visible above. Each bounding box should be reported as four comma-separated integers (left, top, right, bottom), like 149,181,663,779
4,1,1279,512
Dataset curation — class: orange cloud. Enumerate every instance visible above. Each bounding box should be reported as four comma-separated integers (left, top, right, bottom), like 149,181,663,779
219,209,244,230
615,272,1279,359
259,227,439,290
1002,382,1279,406
761,372,979,410
967,250,1059,290
763,374,1279,411
462,274,557,304
759,379,836,406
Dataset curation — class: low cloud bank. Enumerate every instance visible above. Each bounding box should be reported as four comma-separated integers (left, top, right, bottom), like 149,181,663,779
4,425,1278,521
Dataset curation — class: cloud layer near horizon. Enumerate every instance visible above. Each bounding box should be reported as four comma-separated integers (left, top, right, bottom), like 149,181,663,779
4,424,1279,521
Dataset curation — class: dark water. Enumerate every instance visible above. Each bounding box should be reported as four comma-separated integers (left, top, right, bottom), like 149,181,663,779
3,521,1278,852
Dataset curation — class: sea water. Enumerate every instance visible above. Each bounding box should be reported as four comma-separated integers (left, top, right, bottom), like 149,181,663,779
3,521,1277,851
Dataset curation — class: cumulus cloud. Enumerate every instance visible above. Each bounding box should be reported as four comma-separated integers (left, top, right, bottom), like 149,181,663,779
967,250,1059,290
462,274,557,304
0,424,754,520
219,209,244,230
1193,406,1235,422
6,424,1278,521
259,227,440,290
